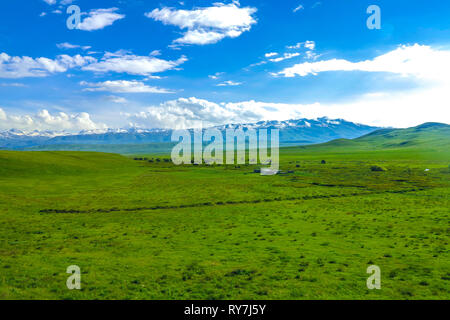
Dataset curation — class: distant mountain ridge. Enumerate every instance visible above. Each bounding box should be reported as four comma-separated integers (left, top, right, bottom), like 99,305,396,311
0,117,380,150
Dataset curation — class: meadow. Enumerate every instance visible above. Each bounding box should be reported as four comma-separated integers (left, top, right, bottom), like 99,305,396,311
0,125,449,300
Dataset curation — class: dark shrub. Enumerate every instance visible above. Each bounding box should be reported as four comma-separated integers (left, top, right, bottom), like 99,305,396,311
321,160,326,164
371,165,386,172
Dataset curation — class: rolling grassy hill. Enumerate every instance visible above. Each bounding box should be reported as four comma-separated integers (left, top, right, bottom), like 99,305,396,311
0,122,448,300
306,122,449,150
284,122,450,161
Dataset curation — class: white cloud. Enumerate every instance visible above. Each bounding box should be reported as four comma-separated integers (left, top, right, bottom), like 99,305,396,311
0,51,186,78
40,12,47,17
261,44,450,128
42,0,74,6
106,96,128,104
77,8,125,31
52,10,62,14
275,44,450,81
146,2,257,45
269,52,300,62
287,43,301,49
209,72,224,80
293,4,304,13
216,80,242,86
128,44,448,129
304,40,316,50
265,52,278,58
125,90,450,129
0,82,26,87
80,80,174,93
57,42,91,50
125,97,307,129
287,40,315,50
0,52,96,78
305,50,319,60
82,52,187,76
174,29,227,45
0,108,106,132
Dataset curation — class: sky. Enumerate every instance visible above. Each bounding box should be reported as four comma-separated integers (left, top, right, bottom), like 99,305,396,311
0,0,449,132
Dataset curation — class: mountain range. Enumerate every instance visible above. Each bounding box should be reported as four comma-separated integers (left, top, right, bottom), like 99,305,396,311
0,117,380,150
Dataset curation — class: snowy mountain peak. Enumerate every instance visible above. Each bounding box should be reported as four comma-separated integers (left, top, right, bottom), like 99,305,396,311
0,117,380,149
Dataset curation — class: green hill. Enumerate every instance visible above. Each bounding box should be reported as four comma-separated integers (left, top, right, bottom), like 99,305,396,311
0,151,139,178
351,122,449,149
284,122,450,160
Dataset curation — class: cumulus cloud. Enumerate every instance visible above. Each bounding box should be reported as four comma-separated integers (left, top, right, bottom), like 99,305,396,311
0,108,106,132
146,2,257,45
77,8,125,31
82,51,187,76
0,50,186,78
275,44,450,82
124,86,450,130
42,0,56,5
124,45,450,129
125,97,308,129
80,80,174,93
0,53,96,78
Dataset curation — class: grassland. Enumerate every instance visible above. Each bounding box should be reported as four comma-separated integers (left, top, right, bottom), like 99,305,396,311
0,124,449,300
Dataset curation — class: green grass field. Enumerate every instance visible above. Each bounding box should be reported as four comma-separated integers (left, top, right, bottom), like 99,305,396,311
0,124,449,299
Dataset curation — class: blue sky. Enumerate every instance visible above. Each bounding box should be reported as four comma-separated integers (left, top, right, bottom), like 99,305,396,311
0,0,449,131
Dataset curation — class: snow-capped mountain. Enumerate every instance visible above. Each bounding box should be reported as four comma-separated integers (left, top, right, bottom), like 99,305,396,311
0,117,380,150
213,117,379,145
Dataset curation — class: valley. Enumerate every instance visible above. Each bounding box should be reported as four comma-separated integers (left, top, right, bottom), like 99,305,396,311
0,123,448,299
